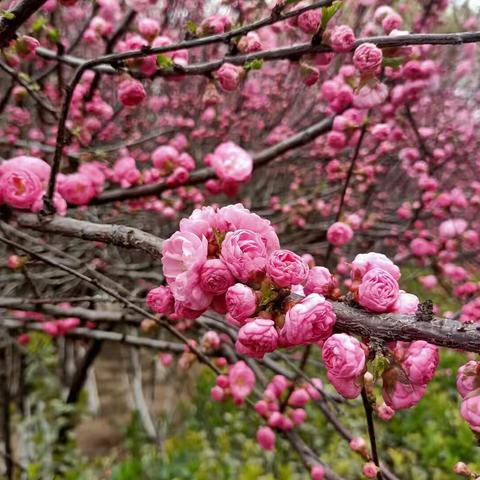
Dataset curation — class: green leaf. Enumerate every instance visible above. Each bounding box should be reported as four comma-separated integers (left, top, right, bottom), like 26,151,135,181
47,27,60,43
1,10,15,20
382,56,405,68
156,54,174,69
32,15,47,33
321,1,342,29
369,354,390,380
244,59,264,71
186,20,197,35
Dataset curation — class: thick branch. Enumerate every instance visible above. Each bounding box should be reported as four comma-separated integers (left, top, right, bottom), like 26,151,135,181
16,214,164,258
0,0,48,47
332,302,480,352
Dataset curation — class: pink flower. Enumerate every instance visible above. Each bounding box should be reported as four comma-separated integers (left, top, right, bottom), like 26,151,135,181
137,17,160,39
0,156,50,182
208,142,253,183
221,229,268,282
117,79,146,106
358,268,399,313
266,249,309,288
310,464,325,480
439,218,468,240
216,63,243,92
169,270,212,312
202,331,221,350
377,402,395,421
199,14,232,35
216,204,280,252
162,231,208,281
351,252,401,281
229,360,255,403
238,32,262,53
453,462,471,476
236,318,279,359
460,395,480,430
392,291,419,314
288,388,310,407
410,238,436,257
304,266,337,296
146,286,174,314
78,162,106,193
353,43,383,73
327,372,362,399
457,361,480,398
382,12,403,34
402,341,438,385
330,25,356,52
297,10,321,34
42,321,59,337
353,81,388,108
58,173,96,205
112,156,141,188
281,294,336,346
15,35,40,59
210,385,225,402
327,222,354,246
199,259,235,295
125,0,150,12
256,426,275,450
419,275,437,290
349,437,367,453
31,192,67,216
363,462,379,478
0,169,42,209
226,283,257,321
322,334,366,378
7,255,23,269
383,381,426,410
151,145,179,170
327,131,346,149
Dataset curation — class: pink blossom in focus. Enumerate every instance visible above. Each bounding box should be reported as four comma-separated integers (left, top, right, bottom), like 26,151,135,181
281,294,336,346
236,318,279,358
358,268,399,313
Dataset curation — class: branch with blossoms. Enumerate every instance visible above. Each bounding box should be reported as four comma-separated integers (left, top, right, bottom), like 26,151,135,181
1,0,480,478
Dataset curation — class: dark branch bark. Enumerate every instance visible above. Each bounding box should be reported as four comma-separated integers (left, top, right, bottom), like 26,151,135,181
332,302,480,353
17,214,164,258
0,0,48,47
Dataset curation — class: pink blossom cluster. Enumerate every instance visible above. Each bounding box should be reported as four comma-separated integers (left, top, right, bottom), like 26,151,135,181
148,204,337,359
211,360,256,405
253,374,323,450
460,298,480,323
382,340,439,411
0,155,67,214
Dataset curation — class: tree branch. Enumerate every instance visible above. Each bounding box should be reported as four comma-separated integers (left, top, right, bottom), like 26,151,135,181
16,214,164,259
0,0,48,47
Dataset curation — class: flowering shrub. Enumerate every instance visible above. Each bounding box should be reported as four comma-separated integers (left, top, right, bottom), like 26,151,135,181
0,0,480,477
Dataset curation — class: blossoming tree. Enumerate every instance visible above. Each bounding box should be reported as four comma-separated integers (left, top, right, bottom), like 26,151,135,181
0,0,479,478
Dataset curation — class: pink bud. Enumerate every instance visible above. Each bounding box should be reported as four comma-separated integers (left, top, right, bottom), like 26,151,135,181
256,426,275,451
363,462,379,478
310,464,325,480
288,388,310,407
210,385,225,402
